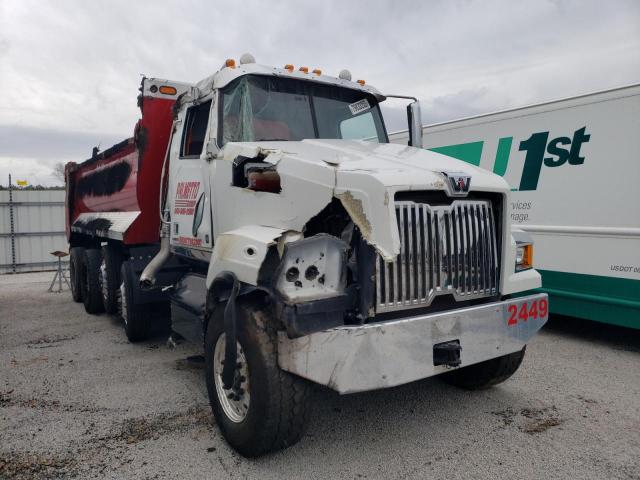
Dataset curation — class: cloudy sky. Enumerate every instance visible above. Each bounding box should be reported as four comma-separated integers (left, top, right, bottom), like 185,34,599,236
1,0,639,186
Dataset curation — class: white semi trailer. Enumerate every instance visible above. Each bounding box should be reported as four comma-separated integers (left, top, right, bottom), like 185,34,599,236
390,84,640,329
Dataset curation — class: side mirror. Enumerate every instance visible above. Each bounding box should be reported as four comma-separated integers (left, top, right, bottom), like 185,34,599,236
407,101,423,149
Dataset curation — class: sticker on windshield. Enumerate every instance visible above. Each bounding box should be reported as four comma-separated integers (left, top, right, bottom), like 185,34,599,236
348,99,371,115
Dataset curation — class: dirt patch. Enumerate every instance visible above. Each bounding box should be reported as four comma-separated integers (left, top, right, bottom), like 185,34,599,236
93,405,212,445
0,390,106,413
0,451,76,479
575,395,598,405
0,390,15,406
493,406,563,434
25,334,77,348
522,417,562,434
174,355,206,371
10,355,48,367
493,407,517,426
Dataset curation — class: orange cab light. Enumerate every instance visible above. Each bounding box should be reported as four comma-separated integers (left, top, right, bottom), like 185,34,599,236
284,64,294,72
299,66,309,73
522,244,533,269
225,58,236,68
312,69,322,76
158,85,177,95
356,79,366,85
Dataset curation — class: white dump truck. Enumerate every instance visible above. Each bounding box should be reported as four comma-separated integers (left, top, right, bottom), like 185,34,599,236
390,84,639,330
65,54,547,456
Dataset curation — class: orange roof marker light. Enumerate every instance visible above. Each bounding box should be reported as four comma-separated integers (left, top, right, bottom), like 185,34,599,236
158,85,177,95
284,64,294,72
357,79,366,85
299,66,309,73
225,59,236,69
312,69,322,76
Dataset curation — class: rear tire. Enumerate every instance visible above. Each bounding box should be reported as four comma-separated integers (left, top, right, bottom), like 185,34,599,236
441,347,526,390
82,248,104,314
205,300,312,457
100,245,123,314
69,247,85,303
120,261,150,342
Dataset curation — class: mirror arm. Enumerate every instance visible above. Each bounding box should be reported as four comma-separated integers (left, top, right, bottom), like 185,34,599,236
385,95,418,102
384,95,423,149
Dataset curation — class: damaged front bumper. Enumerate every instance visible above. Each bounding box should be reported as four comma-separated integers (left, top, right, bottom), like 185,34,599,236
277,293,548,394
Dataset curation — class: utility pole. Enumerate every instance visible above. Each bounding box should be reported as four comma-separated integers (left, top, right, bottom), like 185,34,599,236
8,174,16,273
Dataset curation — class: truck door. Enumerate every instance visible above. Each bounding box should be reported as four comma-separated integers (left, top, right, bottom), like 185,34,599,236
169,99,214,256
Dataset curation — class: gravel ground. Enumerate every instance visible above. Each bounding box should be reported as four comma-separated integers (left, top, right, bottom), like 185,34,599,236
1,271,639,480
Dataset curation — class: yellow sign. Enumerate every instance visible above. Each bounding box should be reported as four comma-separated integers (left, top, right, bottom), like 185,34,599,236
16,180,28,186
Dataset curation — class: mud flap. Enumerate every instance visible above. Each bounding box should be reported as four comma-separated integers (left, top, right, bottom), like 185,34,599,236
211,272,240,389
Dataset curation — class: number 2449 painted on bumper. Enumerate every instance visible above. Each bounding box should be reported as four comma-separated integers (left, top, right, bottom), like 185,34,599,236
507,298,548,326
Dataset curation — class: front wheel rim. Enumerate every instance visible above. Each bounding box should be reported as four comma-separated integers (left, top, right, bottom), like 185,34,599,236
213,333,250,423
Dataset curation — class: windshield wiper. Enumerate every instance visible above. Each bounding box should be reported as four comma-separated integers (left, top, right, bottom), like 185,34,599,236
255,138,289,142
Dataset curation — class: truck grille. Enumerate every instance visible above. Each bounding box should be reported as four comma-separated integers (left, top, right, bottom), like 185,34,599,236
375,200,500,313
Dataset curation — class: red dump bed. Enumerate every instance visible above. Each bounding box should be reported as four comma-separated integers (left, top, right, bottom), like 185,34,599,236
65,78,191,245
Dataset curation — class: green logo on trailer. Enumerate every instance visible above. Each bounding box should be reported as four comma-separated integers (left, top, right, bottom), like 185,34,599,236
428,127,590,191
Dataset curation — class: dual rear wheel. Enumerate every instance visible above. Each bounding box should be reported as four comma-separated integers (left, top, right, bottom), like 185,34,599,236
69,246,105,313
101,245,123,315
69,247,85,303
69,245,150,341
119,259,152,342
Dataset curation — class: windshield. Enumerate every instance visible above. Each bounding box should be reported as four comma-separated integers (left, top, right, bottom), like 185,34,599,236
219,75,388,145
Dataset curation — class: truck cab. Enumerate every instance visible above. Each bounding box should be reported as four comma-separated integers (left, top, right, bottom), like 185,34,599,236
164,60,390,259
67,54,548,457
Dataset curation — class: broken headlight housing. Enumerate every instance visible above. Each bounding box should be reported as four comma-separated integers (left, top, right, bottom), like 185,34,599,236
275,234,349,303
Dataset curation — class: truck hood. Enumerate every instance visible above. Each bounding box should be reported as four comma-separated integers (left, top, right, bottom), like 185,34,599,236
250,139,507,191
220,139,509,260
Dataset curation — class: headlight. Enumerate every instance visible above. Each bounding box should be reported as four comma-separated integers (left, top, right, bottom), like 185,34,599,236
275,234,349,302
515,243,533,272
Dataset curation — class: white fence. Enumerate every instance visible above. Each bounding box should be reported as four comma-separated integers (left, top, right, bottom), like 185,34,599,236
0,189,68,274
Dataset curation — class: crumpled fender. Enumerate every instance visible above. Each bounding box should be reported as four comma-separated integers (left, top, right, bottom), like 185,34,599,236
206,225,301,289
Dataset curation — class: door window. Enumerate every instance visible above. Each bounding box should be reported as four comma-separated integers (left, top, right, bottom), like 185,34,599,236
181,100,212,158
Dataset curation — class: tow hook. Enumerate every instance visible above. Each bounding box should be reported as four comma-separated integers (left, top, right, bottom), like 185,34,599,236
433,340,462,367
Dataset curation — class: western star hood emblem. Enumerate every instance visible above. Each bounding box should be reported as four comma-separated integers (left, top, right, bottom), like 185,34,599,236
442,171,471,196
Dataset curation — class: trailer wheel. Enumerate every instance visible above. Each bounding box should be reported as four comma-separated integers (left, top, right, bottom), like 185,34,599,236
441,347,526,390
100,245,123,314
82,248,105,314
69,247,85,303
205,300,312,457
120,261,150,342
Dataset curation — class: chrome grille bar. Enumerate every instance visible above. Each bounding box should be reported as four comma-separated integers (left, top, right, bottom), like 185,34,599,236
375,200,500,313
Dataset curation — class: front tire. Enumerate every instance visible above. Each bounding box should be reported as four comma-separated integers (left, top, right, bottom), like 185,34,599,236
441,347,526,390
120,261,150,342
69,247,85,303
82,248,104,314
205,300,312,457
